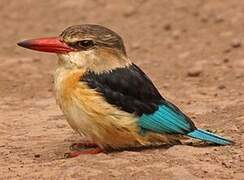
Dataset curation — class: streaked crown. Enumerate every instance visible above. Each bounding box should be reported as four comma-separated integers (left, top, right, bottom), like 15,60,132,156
60,24,127,55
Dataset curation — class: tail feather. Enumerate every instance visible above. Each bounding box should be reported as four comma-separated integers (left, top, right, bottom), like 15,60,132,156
187,129,234,145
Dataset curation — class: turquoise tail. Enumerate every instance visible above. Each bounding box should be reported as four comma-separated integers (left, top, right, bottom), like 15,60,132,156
187,129,233,145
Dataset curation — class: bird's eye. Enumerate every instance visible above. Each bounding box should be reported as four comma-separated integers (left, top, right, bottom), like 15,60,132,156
77,40,95,48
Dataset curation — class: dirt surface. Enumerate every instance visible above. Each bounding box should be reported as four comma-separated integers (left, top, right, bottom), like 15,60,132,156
0,0,244,179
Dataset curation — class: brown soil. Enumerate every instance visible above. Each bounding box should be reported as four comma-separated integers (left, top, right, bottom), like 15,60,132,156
0,0,243,179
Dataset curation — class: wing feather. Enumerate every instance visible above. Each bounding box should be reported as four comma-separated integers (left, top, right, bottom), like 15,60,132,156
80,63,196,134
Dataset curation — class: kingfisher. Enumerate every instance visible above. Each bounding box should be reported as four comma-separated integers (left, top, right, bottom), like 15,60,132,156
17,24,233,158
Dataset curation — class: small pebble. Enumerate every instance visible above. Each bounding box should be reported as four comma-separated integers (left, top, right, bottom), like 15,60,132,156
223,58,229,63
231,39,242,48
163,24,171,31
203,170,208,174
172,30,180,39
235,73,243,78
32,58,41,63
200,16,208,23
213,61,221,66
218,85,226,89
131,42,140,50
214,15,224,23
199,91,207,95
123,7,136,17
187,66,202,77
223,48,231,53
34,154,40,158
186,101,191,105
162,83,170,88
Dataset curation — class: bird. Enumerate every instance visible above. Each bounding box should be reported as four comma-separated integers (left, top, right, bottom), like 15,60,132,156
17,24,233,158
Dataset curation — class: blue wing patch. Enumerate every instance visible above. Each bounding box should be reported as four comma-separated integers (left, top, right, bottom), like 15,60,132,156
139,102,233,145
139,102,195,135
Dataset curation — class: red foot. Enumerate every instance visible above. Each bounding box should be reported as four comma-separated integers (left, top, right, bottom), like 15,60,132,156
69,142,97,151
64,147,103,158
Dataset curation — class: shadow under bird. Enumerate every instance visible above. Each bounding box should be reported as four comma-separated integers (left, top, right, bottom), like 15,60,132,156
17,24,233,158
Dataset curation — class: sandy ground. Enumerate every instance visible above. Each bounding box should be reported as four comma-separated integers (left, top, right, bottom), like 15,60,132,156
0,0,244,179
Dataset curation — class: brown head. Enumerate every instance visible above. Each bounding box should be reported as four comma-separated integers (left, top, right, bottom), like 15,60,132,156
17,24,130,72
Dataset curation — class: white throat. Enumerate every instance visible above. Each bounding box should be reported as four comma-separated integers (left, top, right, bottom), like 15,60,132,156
57,49,131,73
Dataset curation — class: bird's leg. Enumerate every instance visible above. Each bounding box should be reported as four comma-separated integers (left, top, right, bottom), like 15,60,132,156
69,140,98,151
65,139,103,158
64,147,103,158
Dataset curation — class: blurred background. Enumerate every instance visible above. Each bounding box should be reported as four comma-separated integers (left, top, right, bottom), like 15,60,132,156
2,0,244,100
0,0,243,179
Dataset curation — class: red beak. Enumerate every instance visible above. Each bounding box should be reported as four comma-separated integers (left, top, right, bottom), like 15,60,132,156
17,37,75,54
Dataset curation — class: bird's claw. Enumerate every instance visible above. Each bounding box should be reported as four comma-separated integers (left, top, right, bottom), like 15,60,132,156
64,147,103,158
69,143,82,151
64,152,72,159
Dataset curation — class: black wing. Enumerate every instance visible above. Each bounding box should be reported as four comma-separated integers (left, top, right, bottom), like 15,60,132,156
80,63,164,116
